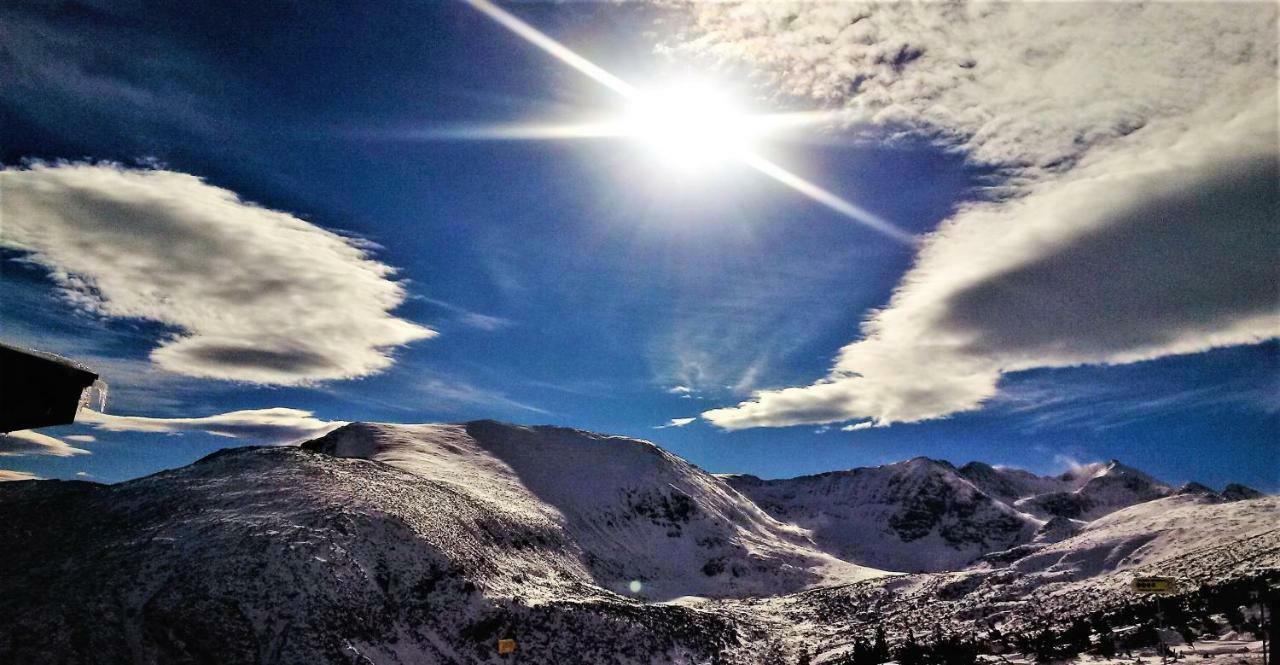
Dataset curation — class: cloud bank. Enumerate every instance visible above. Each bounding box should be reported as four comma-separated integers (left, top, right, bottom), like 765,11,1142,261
0,430,91,457
676,2,1280,429
0,162,435,385
0,470,40,482
78,408,344,445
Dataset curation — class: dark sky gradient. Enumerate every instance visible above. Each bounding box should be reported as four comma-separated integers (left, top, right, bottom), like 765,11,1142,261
2,1,1275,491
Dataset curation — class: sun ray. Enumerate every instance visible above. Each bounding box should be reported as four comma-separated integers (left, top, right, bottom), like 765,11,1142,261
402,110,858,144
400,121,628,141
460,0,915,244
741,153,919,245
463,0,637,99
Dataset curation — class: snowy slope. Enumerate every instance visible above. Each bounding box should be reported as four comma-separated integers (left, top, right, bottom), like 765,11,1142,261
709,494,1279,665
0,446,748,664
0,419,1272,665
962,459,1174,522
725,458,1039,572
302,420,881,599
1029,462,1172,521
997,493,1280,582
726,458,1244,573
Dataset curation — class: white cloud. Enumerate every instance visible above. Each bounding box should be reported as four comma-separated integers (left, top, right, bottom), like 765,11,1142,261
78,408,344,445
841,422,873,432
672,3,1273,174
667,385,694,394
0,430,91,457
0,162,436,385
655,417,697,429
0,470,41,482
678,2,1280,429
64,435,96,443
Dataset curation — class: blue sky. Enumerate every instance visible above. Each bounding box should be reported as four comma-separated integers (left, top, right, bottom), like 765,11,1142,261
1,1,1276,491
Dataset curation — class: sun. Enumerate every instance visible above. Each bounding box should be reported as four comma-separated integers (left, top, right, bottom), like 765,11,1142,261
622,81,759,172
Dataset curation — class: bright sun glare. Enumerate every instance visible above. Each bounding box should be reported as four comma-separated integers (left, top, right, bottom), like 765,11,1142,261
623,82,757,172
453,0,914,243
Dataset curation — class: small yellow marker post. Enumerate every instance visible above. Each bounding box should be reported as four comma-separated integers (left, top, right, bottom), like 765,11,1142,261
1132,577,1178,664
498,638,517,655
1131,577,1177,594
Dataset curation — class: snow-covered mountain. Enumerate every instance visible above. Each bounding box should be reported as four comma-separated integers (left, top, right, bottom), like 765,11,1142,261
731,492,1279,664
724,458,1037,572
0,419,1271,665
302,420,878,599
991,491,1279,584
725,458,1251,572
973,460,1175,522
0,442,752,664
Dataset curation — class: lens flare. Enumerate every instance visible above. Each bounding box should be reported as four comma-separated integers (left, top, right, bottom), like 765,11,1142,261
622,82,757,172
458,0,916,244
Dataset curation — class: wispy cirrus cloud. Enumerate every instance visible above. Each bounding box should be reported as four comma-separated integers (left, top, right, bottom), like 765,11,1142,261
0,430,90,457
994,365,1280,434
408,377,550,415
651,249,873,399
675,2,1280,430
78,408,344,445
0,470,41,482
655,417,696,429
0,162,436,386
413,295,513,332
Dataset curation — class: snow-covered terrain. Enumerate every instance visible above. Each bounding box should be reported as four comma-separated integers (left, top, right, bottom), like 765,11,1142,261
725,458,1037,572
709,493,1278,664
997,492,1278,582
0,419,1273,665
303,421,879,599
0,444,748,664
725,458,1197,572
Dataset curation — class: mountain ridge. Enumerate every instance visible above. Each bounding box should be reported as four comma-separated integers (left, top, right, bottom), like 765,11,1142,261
0,419,1273,664
301,420,880,599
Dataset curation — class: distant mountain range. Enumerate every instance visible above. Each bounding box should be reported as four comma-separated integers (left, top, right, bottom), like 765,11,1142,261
1,420,1273,664
722,455,1254,572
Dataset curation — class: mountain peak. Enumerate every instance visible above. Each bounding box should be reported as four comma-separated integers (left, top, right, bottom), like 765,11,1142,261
897,456,956,472
959,461,995,474
1176,481,1218,497
1096,459,1166,486
1222,483,1265,501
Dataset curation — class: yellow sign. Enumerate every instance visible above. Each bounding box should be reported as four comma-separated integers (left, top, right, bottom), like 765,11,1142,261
1132,577,1177,594
498,638,517,655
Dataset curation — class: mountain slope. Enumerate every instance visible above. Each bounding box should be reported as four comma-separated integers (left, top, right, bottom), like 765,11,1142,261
992,492,1280,582
0,445,745,664
0,419,1272,665
724,458,1038,572
1033,462,1171,521
303,420,879,598
724,494,1280,664
728,458,1200,573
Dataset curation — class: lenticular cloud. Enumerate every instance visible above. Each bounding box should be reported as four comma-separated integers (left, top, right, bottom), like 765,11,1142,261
677,2,1280,429
0,162,436,385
